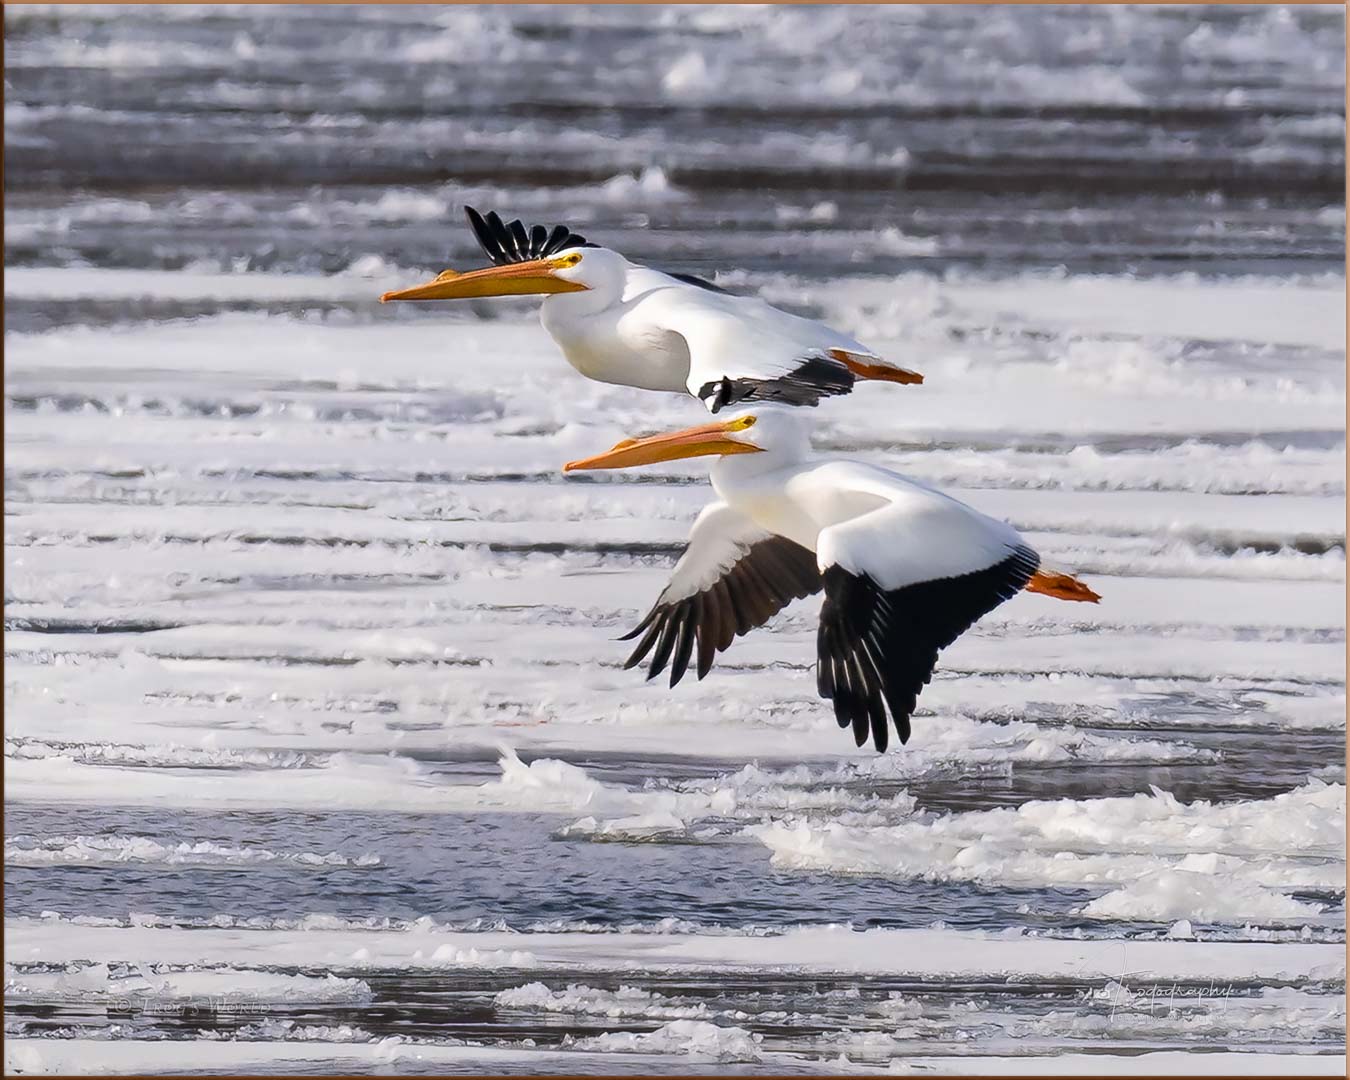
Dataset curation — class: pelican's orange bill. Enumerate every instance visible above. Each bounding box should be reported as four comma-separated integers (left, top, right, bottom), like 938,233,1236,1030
380,259,587,302
563,418,762,473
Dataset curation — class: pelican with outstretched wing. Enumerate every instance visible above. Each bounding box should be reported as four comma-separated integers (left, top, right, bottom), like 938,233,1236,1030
563,407,1099,753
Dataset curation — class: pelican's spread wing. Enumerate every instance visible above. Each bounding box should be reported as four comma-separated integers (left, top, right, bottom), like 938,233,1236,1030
622,502,822,687
814,478,1039,752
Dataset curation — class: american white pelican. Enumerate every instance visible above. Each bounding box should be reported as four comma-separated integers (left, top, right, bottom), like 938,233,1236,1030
563,408,1099,752
381,207,923,412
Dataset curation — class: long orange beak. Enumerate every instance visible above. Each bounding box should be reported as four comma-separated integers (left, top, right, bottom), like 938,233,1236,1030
564,419,763,473
380,259,588,302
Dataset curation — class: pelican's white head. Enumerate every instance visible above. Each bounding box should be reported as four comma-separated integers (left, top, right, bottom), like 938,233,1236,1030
380,207,626,311
561,405,812,475
537,243,628,316
713,406,813,458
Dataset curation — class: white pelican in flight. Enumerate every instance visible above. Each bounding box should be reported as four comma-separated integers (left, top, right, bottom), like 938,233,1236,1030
381,207,923,413
563,408,1099,752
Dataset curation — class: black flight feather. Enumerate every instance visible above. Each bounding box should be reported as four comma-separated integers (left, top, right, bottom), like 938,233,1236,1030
464,205,597,265
621,536,822,688
816,545,1039,752
697,353,856,413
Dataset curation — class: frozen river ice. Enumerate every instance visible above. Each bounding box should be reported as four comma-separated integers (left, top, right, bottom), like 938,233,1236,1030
4,3,1346,1074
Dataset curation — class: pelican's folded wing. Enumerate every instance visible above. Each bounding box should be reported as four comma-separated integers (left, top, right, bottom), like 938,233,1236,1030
814,480,1040,752
662,283,921,412
622,502,822,687
674,296,856,410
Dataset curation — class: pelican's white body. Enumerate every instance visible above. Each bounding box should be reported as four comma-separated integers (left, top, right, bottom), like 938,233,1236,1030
655,409,1029,602
540,252,883,396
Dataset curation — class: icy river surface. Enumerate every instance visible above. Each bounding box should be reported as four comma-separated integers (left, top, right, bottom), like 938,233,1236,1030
4,4,1346,1075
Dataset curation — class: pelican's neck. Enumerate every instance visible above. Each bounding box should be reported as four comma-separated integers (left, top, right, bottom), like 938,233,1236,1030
710,433,813,493
540,283,613,322
710,436,821,552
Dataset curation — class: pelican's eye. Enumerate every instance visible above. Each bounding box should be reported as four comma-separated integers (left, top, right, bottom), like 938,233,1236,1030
729,415,757,431
552,252,583,269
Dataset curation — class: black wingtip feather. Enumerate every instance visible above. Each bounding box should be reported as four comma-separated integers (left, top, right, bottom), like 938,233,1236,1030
645,618,680,681
613,535,823,691
619,608,657,642
546,224,570,252
695,592,719,681
464,206,504,263
669,612,696,689
623,618,663,670
697,353,856,413
508,219,531,259
818,545,1039,753
816,623,835,699
462,205,597,266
